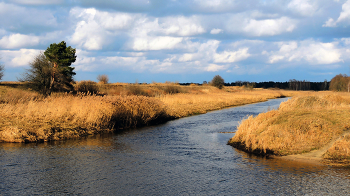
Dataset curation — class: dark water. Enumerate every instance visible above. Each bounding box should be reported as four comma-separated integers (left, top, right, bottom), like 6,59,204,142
1,98,350,195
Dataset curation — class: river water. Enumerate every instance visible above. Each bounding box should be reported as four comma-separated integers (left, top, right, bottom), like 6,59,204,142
1,98,350,195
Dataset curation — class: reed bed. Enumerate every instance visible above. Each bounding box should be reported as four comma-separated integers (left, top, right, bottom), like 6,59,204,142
0,85,43,104
0,82,302,143
228,92,350,161
0,95,168,142
159,89,295,118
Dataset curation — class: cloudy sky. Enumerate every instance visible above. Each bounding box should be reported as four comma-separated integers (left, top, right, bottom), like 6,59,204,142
1,0,350,83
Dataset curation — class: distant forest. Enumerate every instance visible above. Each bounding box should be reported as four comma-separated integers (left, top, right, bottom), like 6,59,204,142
180,79,330,91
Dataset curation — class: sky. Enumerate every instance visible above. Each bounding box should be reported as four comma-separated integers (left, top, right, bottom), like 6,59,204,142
0,0,350,83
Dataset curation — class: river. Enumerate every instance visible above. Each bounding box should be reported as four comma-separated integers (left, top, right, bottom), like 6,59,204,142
1,98,350,195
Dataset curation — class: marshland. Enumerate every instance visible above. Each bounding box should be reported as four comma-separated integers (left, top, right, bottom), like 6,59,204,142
0,81,292,142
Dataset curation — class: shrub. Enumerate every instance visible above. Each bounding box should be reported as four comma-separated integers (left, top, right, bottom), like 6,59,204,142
97,74,109,84
164,85,181,94
329,74,349,92
211,75,224,89
75,80,99,94
127,84,149,96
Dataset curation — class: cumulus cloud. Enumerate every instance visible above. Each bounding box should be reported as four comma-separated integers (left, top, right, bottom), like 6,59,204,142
0,33,40,49
10,0,63,5
193,0,237,12
210,28,223,34
0,49,41,67
205,64,227,72
268,40,342,65
243,17,297,36
161,16,205,36
70,8,136,50
214,48,250,63
323,0,350,27
287,0,317,16
132,36,183,51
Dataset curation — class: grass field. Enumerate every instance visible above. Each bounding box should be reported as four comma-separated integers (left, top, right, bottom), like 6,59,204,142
0,82,295,143
228,92,350,166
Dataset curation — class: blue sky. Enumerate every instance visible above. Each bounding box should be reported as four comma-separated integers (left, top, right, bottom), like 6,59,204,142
1,0,350,83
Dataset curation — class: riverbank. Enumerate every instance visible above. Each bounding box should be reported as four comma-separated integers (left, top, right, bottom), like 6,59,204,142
0,82,298,143
228,92,350,166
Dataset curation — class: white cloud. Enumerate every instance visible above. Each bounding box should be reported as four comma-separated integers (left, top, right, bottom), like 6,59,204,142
70,8,136,50
336,0,350,23
0,49,41,67
269,55,285,63
0,33,40,49
132,36,183,51
10,0,63,5
71,20,105,50
243,17,296,36
205,64,226,72
214,48,250,63
210,28,223,34
178,53,194,62
323,0,350,27
322,18,337,27
268,40,342,65
288,0,317,16
193,0,236,12
161,16,205,36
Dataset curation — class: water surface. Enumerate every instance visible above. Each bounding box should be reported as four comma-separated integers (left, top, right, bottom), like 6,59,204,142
1,98,350,195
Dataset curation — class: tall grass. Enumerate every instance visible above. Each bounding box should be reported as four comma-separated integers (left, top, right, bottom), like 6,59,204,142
0,95,168,142
0,86,43,104
160,88,293,118
0,82,303,143
228,93,350,159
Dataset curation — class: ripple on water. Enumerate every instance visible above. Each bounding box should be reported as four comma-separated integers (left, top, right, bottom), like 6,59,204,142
1,98,350,195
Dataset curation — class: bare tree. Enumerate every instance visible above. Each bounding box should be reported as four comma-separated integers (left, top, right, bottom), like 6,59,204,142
0,62,4,81
97,74,109,84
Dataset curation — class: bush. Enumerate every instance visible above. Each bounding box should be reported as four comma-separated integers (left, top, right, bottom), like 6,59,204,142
211,75,225,89
75,80,100,94
164,85,182,94
127,84,149,96
97,74,109,84
329,74,349,92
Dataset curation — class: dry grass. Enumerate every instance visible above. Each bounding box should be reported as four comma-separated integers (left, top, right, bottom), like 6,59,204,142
228,92,350,159
0,82,303,143
0,94,168,142
160,88,296,118
323,134,350,164
0,85,43,104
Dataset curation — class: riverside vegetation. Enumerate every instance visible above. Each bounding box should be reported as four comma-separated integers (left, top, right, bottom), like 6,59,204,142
228,92,350,166
0,81,293,143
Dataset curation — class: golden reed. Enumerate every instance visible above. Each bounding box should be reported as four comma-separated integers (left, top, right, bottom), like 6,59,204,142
0,83,297,143
228,92,350,165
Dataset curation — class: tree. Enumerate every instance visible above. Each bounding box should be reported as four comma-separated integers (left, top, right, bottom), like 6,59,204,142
0,60,4,81
329,74,349,92
97,74,109,84
19,41,77,95
19,53,53,95
211,75,225,89
44,41,76,93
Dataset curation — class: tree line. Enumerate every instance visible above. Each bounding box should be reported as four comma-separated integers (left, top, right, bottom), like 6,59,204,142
0,43,349,93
